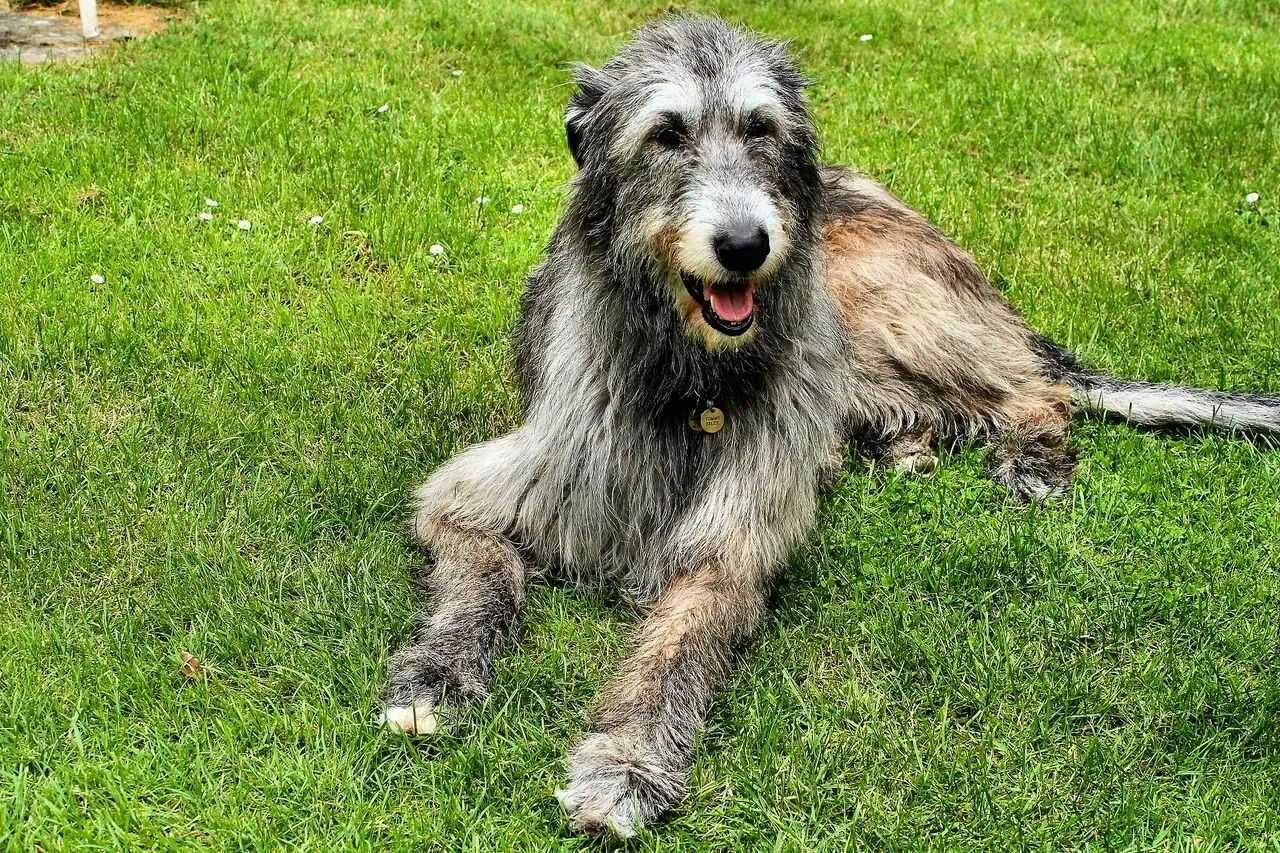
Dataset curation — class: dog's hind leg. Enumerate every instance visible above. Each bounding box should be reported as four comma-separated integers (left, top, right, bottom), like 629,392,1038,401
381,435,528,734
986,397,1077,502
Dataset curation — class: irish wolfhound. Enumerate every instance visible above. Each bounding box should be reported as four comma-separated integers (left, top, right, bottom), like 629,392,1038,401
379,15,1279,837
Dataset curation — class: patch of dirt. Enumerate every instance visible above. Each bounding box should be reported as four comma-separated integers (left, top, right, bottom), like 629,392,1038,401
0,1,179,65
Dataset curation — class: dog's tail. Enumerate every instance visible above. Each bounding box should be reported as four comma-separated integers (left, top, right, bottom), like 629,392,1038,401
1034,335,1280,432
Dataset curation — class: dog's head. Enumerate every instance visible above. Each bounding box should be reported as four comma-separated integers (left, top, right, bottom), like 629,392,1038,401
565,16,822,351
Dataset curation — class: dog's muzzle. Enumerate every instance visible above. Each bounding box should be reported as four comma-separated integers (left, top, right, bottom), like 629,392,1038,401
682,272,755,336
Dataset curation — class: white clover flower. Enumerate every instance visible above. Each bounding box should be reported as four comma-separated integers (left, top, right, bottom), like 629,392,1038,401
860,33,874,42
511,203,525,214
451,70,464,78
309,215,324,225
198,211,214,221
429,243,444,255
1245,192,1260,205
205,198,219,208
90,273,105,285
376,103,390,114
476,195,490,205
237,220,252,231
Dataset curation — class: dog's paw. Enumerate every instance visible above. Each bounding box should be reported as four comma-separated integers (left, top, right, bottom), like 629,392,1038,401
868,428,938,479
381,640,486,706
988,424,1077,503
892,451,938,477
1002,471,1069,503
378,701,439,736
988,442,1075,503
554,732,684,839
555,770,644,839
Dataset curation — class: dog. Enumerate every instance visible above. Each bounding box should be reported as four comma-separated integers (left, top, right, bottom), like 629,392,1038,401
378,15,1280,837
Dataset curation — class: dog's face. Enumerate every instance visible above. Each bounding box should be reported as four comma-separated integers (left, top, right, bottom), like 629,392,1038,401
566,17,821,351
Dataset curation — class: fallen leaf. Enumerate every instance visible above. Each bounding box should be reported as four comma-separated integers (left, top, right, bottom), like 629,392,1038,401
76,185,102,205
179,651,209,680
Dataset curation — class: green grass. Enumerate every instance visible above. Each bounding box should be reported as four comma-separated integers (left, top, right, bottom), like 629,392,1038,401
2,0,1280,848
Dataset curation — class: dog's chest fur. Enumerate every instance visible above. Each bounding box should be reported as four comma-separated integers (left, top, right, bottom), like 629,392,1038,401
506,260,852,599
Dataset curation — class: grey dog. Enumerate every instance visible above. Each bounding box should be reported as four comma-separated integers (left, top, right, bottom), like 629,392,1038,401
378,15,1280,837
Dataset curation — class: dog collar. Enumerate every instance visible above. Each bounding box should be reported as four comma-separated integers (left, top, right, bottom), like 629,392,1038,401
687,400,725,434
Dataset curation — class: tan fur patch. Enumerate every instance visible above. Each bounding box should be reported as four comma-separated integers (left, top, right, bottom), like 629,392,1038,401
598,564,764,719
636,566,721,661
820,182,1071,435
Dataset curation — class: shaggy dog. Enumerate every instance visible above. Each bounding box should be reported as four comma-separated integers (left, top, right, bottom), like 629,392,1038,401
378,15,1280,837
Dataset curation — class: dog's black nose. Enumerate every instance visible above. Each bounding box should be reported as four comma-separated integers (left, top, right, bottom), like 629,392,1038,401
713,226,770,273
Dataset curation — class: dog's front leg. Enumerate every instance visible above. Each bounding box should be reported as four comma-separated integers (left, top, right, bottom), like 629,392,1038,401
556,562,768,838
381,432,530,734
380,521,524,734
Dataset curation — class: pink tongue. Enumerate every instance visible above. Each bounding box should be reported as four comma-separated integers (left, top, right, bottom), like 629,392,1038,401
707,285,754,323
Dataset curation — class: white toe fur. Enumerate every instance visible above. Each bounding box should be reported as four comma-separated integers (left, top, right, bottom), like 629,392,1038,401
555,780,641,839
379,702,439,735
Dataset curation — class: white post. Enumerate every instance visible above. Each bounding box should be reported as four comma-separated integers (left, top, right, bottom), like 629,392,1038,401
79,0,99,39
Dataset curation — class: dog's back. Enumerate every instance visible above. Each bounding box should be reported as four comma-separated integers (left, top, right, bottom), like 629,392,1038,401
819,167,1073,453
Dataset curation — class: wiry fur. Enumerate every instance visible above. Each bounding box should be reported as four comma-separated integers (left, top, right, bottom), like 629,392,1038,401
380,15,1280,837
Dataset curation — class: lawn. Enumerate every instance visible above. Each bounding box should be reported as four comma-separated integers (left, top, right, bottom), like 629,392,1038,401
2,0,1279,848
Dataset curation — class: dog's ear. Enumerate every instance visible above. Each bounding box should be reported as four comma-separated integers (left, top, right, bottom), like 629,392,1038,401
565,64,607,169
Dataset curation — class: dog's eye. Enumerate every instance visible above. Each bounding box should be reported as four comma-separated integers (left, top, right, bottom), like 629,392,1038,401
654,125,685,149
745,114,776,140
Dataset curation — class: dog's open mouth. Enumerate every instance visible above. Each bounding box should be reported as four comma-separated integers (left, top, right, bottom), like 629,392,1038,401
681,273,755,336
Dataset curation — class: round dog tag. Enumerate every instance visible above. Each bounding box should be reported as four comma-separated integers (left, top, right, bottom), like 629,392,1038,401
699,407,725,433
